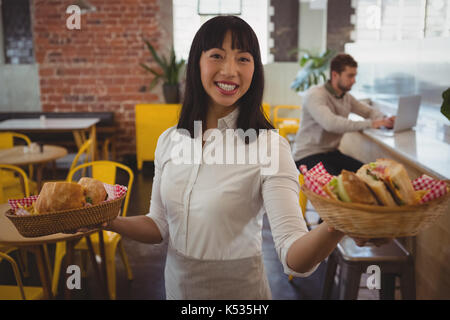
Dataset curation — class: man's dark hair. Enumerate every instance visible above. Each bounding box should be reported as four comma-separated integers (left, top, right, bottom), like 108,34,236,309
330,53,358,78
177,15,273,138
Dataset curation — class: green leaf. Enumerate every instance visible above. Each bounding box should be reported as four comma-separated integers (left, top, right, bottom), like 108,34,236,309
141,40,185,91
148,76,160,90
144,40,166,69
441,88,450,121
300,56,308,67
140,63,161,77
291,48,336,92
312,72,318,85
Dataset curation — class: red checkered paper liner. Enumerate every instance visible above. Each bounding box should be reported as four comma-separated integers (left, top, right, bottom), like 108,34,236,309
8,195,39,216
299,163,448,204
104,183,127,200
8,183,128,215
299,162,333,198
412,174,448,204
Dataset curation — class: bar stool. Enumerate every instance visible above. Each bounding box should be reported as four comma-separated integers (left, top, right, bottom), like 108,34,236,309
322,236,415,300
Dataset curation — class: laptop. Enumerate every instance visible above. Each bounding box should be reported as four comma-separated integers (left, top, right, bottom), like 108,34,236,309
366,95,421,136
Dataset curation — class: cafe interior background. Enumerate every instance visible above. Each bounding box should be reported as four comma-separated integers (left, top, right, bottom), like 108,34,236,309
0,0,449,300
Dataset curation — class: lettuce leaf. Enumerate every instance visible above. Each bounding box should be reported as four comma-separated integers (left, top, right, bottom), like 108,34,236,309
337,176,351,202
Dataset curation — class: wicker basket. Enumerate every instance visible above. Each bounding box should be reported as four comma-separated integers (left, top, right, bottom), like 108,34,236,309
301,183,450,238
5,195,125,238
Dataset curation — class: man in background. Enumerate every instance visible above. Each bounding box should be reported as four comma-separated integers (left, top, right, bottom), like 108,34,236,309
292,53,395,175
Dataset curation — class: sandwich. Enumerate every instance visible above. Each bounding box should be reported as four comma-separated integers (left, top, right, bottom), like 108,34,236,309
35,182,86,214
356,164,398,206
78,177,107,205
358,159,418,205
323,170,379,205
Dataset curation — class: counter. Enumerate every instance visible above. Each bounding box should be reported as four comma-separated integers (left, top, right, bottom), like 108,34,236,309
340,110,450,299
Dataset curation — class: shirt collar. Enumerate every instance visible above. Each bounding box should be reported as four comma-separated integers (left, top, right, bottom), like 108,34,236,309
217,107,240,130
325,81,345,99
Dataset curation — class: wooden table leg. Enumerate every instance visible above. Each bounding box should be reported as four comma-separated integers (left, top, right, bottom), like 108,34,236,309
73,130,84,150
64,240,76,300
85,234,109,299
98,230,109,299
32,245,53,299
35,163,44,192
88,125,97,161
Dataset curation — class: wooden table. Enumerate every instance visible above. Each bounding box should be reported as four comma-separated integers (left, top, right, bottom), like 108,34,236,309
0,203,109,299
0,118,99,160
0,145,68,191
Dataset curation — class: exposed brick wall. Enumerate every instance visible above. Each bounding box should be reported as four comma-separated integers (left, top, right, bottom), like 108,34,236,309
269,0,299,62
32,0,172,157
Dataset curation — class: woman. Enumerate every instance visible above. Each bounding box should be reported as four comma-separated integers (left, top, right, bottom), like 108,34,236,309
108,16,348,299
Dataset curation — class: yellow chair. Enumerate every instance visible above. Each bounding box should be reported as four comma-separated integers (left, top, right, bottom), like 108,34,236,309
0,132,37,195
0,132,33,177
69,138,93,173
288,173,309,282
52,161,134,299
299,174,307,217
262,103,271,122
0,165,35,289
0,252,44,300
102,137,116,161
273,105,301,139
0,164,33,279
135,104,181,170
0,164,30,203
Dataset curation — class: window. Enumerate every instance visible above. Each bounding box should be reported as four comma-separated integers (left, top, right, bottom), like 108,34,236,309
425,0,450,37
353,0,450,41
198,0,241,15
348,0,450,124
1,0,34,64
173,0,269,64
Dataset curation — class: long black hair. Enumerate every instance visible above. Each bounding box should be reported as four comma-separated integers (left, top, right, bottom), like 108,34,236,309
177,15,274,138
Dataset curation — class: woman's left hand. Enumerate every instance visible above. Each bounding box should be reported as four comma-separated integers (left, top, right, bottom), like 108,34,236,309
352,237,392,247
327,226,392,247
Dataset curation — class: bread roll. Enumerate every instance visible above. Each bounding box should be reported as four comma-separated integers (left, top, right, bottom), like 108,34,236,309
78,177,107,205
35,182,86,214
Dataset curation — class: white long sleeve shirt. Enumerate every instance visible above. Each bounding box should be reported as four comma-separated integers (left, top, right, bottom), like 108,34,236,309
146,107,318,277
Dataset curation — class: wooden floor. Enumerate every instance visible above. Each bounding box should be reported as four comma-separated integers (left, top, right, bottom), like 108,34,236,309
0,160,381,300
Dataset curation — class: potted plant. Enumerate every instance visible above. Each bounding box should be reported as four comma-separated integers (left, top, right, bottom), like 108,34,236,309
290,49,335,92
441,87,450,121
140,41,185,103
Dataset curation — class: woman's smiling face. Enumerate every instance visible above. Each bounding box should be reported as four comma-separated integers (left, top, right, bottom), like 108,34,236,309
199,31,255,111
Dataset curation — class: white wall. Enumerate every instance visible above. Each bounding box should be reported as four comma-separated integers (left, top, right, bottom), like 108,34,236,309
0,65,41,111
173,0,269,64
262,1,328,114
172,0,329,114
298,1,327,55
263,62,303,108
0,5,40,112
